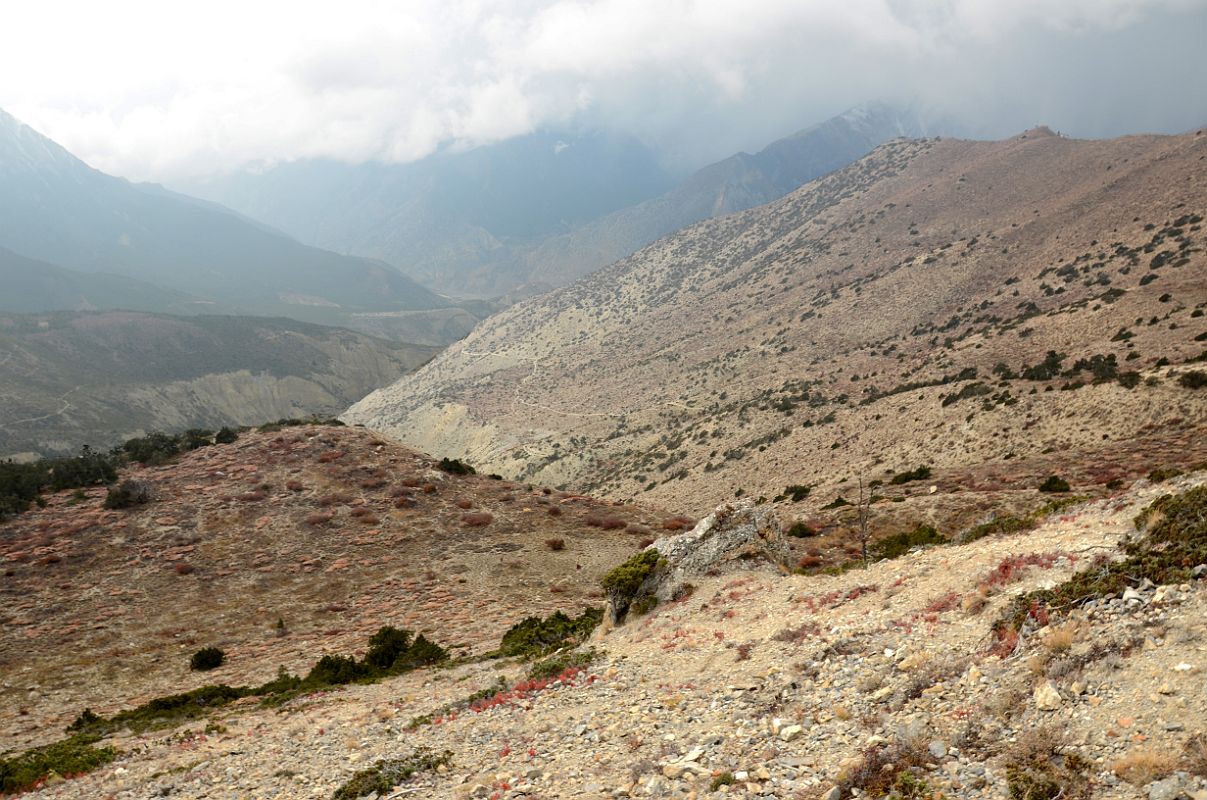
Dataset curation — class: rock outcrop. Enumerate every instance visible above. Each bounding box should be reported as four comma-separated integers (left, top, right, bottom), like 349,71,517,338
604,500,789,624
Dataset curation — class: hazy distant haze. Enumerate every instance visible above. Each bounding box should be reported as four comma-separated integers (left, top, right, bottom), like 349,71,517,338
3,0,1205,183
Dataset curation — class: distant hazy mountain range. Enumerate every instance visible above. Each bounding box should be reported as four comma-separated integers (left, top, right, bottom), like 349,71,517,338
184,102,934,297
0,108,444,319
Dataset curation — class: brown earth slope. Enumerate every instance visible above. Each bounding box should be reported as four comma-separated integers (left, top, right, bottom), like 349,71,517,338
0,425,687,751
346,128,1207,518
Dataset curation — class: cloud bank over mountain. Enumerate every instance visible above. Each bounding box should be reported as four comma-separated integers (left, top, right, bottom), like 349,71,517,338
3,0,1204,180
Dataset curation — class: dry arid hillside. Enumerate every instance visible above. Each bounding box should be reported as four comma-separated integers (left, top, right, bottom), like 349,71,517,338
0,425,688,754
346,128,1207,521
3,459,1206,800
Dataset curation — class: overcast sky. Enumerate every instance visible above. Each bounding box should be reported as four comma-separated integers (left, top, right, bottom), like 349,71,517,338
2,0,1206,181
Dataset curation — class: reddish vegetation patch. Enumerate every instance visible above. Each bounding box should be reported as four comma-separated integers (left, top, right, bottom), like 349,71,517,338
585,515,627,530
317,451,344,463
989,626,1020,659
797,555,824,569
773,620,823,644
979,552,1076,592
547,506,563,517
636,537,655,549
461,512,494,527
317,493,352,508
925,591,962,614
174,563,195,575
349,507,374,518
455,499,474,510
545,538,566,551
237,491,266,502
285,480,305,492
304,512,334,526
799,584,879,613
661,516,695,531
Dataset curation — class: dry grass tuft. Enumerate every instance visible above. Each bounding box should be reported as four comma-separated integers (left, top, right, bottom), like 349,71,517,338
1111,749,1178,786
1041,623,1080,654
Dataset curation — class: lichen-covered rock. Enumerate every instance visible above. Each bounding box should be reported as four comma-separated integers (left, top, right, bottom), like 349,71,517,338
602,500,788,623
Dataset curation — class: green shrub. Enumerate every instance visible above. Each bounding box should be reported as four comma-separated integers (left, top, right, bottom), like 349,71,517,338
332,748,453,800
305,654,373,686
1179,370,1207,389
773,484,811,502
103,479,155,509
786,521,817,538
214,426,239,444
437,457,475,475
122,431,183,465
822,496,851,509
499,609,602,658
889,466,932,485
1038,476,1071,493
601,550,663,621
526,648,597,682
70,684,247,736
710,772,736,790
1,446,119,520
871,524,947,561
189,647,225,671
0,734,117,794
997,486,1207,636
71,626,450,734
1148,466,1183,483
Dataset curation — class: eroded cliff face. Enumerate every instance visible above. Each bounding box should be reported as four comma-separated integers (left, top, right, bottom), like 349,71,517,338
0,311,438,456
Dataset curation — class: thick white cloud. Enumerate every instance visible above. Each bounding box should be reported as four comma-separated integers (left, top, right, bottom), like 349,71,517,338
1,0,1204,180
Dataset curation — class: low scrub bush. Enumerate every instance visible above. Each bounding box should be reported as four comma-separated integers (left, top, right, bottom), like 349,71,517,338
1005,728,1090,799
544,537,566,551
0,734,117,794
1,446,119,519
889,466,932,485
1038,475,1071,493
525,648,597,682
437,457,475,475
1179,370,1207,389
786,521,817,538
70,627,448,735
773,484,811,502
499,609,603,658
103,479,154,509
871,524,947,561
332,748,453,800
997,485,1207,639
189,647,225,671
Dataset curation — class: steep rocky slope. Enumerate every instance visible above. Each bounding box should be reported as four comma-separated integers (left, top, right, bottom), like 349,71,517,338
5,455,1206,799
347,128,1207,517
0,312,439,458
